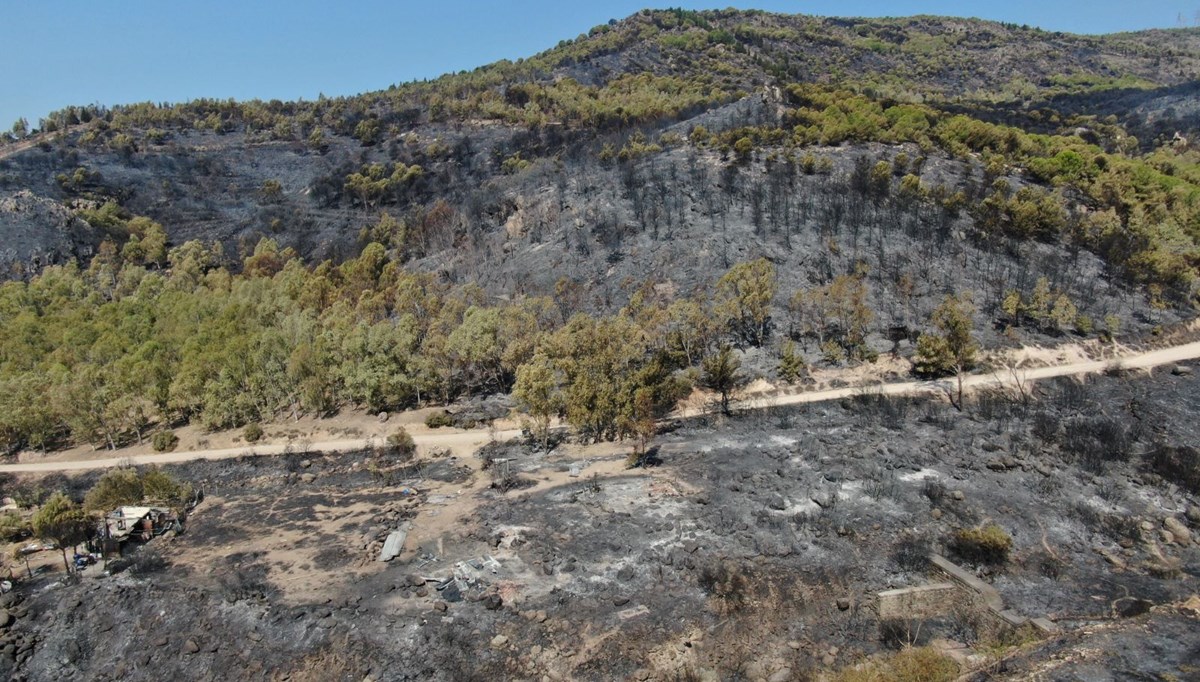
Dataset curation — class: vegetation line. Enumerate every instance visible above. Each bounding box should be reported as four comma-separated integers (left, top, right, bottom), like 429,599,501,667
7,339,1198,474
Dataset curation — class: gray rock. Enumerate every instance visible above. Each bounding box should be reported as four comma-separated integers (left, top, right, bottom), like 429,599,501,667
1171,364,1193,376
1186,506,1200,525
183,639,200,655
300,473,317,484
490,635,508,648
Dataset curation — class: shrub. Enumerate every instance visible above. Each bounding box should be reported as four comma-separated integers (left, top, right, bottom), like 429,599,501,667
831,646,958,682
1145,446,1200,494
949,523,1013,565
698,560,751,615
0,512,30,542
424,411,454,429
1031,412,1058,443
243,423,264,443
152,430,179,452
1062,416,1130,472
921,479,947,506
387,427,417,460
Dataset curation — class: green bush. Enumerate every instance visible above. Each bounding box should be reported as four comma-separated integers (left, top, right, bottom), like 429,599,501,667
152,430,179,452
387,427,417,461
424,411,454,429
243,423,264,443
0,512,30,542
950,523,1013,565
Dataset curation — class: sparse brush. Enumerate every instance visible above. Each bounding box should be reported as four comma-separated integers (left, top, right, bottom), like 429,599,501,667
1144,445,1200,494
922,478,947,506
699,560,751,615
830,646,958,682
949,523,1013,565
892,532,931,572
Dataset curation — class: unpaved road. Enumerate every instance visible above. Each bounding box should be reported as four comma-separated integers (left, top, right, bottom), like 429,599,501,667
0,429,522,473
687,339,1200,416
3,340,1199,474
0,137,44,162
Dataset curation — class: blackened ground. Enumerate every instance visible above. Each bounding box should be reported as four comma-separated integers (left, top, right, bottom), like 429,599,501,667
2,363,1197,681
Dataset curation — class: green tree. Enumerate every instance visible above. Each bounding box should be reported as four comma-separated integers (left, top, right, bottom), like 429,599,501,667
83,468,144,514
31,493,90,572
141,467,193,519
716,258,777,347
353,118,381,146
1000,290,1022,327
701,344,743,415
777,340,806,384
513,353,564,451
1026,277,1053,329
1050,294,1078,334
912,294,978,409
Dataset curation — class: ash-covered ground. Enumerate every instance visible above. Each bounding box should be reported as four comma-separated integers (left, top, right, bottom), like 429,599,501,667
2,362,1198,681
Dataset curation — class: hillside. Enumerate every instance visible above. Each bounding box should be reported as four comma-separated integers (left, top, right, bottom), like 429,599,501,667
0,8,1197,450
0,8,1198,682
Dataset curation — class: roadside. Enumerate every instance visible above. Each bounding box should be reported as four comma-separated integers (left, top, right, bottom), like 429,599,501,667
4,334,1200,474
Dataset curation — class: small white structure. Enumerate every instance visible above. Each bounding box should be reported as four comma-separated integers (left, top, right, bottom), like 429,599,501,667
104,506,173,542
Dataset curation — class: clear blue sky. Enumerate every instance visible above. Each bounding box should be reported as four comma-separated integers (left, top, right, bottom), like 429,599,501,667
4,1,1198,130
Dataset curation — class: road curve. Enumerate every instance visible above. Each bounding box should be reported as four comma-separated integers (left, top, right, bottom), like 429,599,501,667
3,340,1198,474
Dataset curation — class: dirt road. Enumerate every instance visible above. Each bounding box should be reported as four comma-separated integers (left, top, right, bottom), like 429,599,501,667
0,137,43,162
684,340,1200,417
0,429,522,474
3,340,1198,474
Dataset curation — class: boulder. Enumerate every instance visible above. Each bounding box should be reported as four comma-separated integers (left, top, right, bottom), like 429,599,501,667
1164,517,1192,546
1186,505,1200,525
490,635,509,648
300,473,317,484
1171,365,1193,376
183,639,200,655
